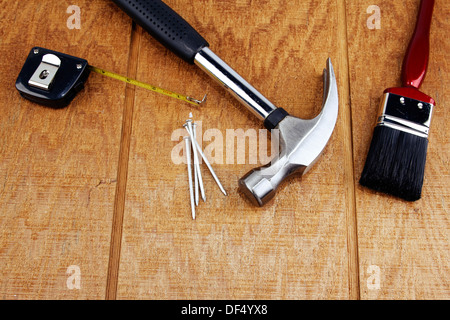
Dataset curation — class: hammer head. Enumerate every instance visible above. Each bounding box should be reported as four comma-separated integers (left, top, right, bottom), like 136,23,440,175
239,59,339,206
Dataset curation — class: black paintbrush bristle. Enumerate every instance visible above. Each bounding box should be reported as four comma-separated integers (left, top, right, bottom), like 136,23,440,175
360,125,428,201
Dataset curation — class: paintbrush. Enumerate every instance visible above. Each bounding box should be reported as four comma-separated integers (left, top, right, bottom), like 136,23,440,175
360,0,435,201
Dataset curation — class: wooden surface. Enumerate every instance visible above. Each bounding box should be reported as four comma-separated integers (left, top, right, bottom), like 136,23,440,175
0,0,448,300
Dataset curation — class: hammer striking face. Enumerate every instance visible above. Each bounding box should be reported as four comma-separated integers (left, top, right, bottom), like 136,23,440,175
112,0,339,206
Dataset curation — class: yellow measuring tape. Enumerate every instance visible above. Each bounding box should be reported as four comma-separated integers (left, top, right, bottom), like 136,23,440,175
88,65,206,106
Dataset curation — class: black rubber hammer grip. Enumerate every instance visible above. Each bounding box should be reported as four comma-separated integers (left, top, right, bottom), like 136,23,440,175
112,0,209,64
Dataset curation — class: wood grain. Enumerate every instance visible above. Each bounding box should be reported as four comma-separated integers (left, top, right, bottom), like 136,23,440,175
105,23,142,300
347,0,449,299
117,0,351,299
0,1,131,299
0,0,448,300
337,0,361,300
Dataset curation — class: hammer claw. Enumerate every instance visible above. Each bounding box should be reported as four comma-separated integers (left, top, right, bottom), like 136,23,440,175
238,59,339,206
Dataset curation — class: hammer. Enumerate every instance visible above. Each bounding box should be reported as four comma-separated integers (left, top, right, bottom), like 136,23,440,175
112,0,339,206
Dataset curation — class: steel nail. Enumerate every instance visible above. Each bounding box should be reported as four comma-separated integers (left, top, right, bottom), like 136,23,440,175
185,120,206,202
185,123,227,196
184,137,196,220
192,122,199,206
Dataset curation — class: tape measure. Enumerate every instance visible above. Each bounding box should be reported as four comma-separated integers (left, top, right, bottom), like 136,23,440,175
88,66,206,106
15,47,206,108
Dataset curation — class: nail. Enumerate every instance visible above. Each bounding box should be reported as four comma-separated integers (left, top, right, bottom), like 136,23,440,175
185,124,227,196
185,120,206,202
192,123,199,206
184,137,195,220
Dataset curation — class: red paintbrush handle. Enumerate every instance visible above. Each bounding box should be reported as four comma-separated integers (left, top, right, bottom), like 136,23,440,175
402,0,435,89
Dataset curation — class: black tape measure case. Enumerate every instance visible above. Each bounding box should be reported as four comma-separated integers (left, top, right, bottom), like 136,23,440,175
15,47,90,108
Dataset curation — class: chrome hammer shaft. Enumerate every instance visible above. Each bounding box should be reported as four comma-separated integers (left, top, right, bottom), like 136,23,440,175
194,48,278,121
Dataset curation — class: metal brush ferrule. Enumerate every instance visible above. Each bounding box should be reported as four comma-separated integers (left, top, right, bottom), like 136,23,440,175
376,92,434,138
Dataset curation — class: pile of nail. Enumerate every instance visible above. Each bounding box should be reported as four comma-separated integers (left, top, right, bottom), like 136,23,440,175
183,119,227,219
